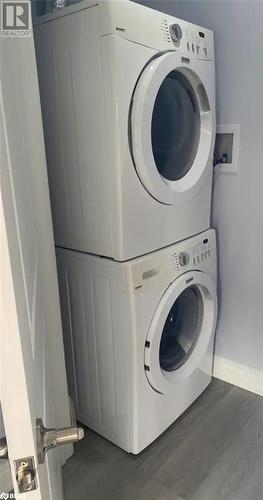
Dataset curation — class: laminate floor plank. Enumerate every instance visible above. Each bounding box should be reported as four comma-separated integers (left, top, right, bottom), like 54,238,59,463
63,380,263,500
154,387,260,499
190,399,263,500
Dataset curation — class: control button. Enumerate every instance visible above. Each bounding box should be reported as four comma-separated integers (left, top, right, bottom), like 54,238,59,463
193,257,196,265
178,252,190,267
169,23,183,43
192,43,195,52
187,41,190,51
196,45,200,53
203,47,207,56
197,255,200,263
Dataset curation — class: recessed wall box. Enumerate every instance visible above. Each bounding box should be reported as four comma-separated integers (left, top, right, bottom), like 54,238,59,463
214,124,240,173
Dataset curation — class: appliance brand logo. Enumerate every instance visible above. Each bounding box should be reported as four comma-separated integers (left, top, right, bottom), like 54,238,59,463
1,1,31,37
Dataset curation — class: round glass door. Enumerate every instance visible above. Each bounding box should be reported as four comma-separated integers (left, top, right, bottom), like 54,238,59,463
152,71,200,182
159,285,204,371
131,52,215,205
144,271,217,394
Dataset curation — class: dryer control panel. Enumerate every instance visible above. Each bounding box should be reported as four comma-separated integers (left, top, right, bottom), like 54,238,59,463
99,0,214,60
35,1,214,60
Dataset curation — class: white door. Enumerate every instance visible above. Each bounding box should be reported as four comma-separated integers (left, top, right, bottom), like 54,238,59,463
0,19,83,500
131,52,215,205
144,271,217,394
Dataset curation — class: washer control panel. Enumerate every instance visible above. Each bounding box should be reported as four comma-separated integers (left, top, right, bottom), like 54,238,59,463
190,237,211,266
129,230,216,292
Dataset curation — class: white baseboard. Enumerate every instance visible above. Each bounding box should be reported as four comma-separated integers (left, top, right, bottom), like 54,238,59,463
213,355,263,397
0,461,12,494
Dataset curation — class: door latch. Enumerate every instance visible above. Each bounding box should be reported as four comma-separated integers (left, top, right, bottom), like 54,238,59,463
36,418,84,464
15,457,37,493
1,439,37,493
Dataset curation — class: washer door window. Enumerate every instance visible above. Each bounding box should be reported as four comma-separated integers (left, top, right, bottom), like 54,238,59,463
159,285,203,371
131,52,215,205
144,271,217,394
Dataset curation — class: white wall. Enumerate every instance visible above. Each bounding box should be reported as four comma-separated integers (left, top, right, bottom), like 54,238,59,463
135,0,263,391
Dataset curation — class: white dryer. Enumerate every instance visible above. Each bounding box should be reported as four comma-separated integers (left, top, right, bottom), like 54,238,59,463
35,0,216,260
56,229,217,453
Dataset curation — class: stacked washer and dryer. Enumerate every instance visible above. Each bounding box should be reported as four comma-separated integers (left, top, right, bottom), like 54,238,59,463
35,0,218,454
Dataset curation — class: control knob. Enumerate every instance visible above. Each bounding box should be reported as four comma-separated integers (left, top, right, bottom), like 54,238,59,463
178,252,190,267
169,23,183,44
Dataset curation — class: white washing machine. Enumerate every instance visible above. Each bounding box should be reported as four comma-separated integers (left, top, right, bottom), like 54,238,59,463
35,0,216,261
56,229,217,453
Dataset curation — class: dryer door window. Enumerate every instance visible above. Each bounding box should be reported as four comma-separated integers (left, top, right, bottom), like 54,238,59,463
131,52,215,205
144,271,217,394
159,285,203,371
152,71,200,182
